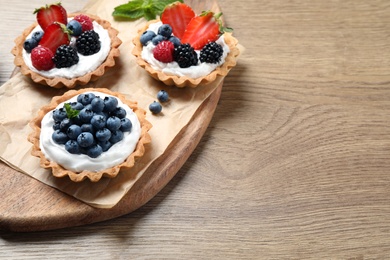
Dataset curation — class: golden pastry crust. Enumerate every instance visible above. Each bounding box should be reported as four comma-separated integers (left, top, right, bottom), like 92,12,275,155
12,13,122,89
132,20,240,88
28,88,152,182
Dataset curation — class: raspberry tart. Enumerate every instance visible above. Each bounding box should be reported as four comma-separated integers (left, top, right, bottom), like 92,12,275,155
28,88,152,182
132,2,240,88
12,3,122,88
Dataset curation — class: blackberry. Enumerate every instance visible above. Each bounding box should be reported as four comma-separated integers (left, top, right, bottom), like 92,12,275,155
76,30,101,56
53,45,79,68
173,44,198,68
200,42,224,64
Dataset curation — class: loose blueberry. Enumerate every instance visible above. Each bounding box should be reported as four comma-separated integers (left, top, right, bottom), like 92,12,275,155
110,130,124,144
91,114,106,130
77,132,94,148
168,36,181,47
112,107,127,119
52,130,69,144
65,140,81,154
91,97,105,112
103,96,118,113
52,108,67,122
23,38,39,53
32,31,44,42
157,90,169,102
106,116,121,132
95,128,112,142
79,108,94,123
67,19,83,37
120,118,132,132
152,35,166,45
158,24,173,38
87,144,103,158
66,124,82,140
140,30,157,46
149,101,162,114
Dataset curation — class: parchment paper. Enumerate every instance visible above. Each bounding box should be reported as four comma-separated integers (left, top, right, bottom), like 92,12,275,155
0,0,230,208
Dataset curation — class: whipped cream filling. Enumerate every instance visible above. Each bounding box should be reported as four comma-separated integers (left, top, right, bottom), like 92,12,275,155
40,92,141,172
23,20,111,79
141,21,230,79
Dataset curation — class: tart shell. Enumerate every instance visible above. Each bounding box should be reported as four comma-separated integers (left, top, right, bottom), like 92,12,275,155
28,88,152,182
132,20,240,88
12,13,122,89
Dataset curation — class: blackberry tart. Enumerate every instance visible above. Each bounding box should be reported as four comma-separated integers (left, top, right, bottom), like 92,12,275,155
28,88,152,182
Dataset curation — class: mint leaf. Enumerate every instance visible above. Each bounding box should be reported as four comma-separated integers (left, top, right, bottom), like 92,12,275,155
64,103,80,119
112,0,183,21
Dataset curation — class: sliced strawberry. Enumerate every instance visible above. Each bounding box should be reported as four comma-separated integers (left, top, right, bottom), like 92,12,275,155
161,2,195,40
39,23,71,53
181,11,222,50
34,3,68,31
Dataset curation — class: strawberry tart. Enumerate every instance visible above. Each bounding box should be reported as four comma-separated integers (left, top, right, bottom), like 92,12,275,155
28,88,152,182
12,3,122,88
132,2,240,88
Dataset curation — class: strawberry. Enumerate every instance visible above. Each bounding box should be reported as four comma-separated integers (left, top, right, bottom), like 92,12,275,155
34,3,67,31
31,46,54,71
73,14,93,32
181,12,232,50
39,23,71,53
153,41,174,63
161,2,195,40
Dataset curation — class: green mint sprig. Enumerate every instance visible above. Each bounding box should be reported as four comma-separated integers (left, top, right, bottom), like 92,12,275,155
64,103,80,119
112,0,183,21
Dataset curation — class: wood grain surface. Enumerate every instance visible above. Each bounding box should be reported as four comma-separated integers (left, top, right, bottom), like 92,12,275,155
1,0,390,259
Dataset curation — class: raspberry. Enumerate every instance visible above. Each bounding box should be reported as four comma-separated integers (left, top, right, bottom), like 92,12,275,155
53,45,79,68
199,42,223,64
153,41,174,63
76,30,101,56
173,43,198,68
31,45,54,71
73,14,93,32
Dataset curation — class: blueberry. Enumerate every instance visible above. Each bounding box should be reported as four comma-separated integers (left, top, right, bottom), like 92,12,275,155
68,101,84,111
168,36,181,47
53,121,61,131
32,30,44,42
67,19,82,37
23,38,39,53
87,144,103,158
79,108,94,123
158,24,173,38
52,130,68,144
152,35,166,45
60,118,72,131
120,118,132,132
103,96,118,113
77,132,94,148
66,124,82,140
95,128,112,142
149,101,162,114
99,140,112,152
157,90,169,102
65,140,81,154
77,93,96,106
106,116,121,132
111,107,127,119
52,108,67,122
81,123,95,134
140,30,157,46
91,97,105,112
91,115,106,130
110,130,124,144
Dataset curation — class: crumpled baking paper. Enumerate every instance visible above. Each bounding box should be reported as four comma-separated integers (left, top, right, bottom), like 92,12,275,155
0,0,233,208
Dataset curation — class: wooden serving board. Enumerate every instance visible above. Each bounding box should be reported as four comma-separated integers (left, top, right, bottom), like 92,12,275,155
0,0,223,232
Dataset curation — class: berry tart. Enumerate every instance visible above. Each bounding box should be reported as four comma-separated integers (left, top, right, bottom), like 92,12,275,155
12,3,122,88
132,2,240,88
28,88,152,182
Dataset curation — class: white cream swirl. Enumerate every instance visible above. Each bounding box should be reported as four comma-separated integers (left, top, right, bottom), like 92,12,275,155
39,92,141,172
23,20,111,79
141,21,230,79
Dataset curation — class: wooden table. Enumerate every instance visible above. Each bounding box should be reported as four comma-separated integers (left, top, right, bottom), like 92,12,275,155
1,0,390,258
